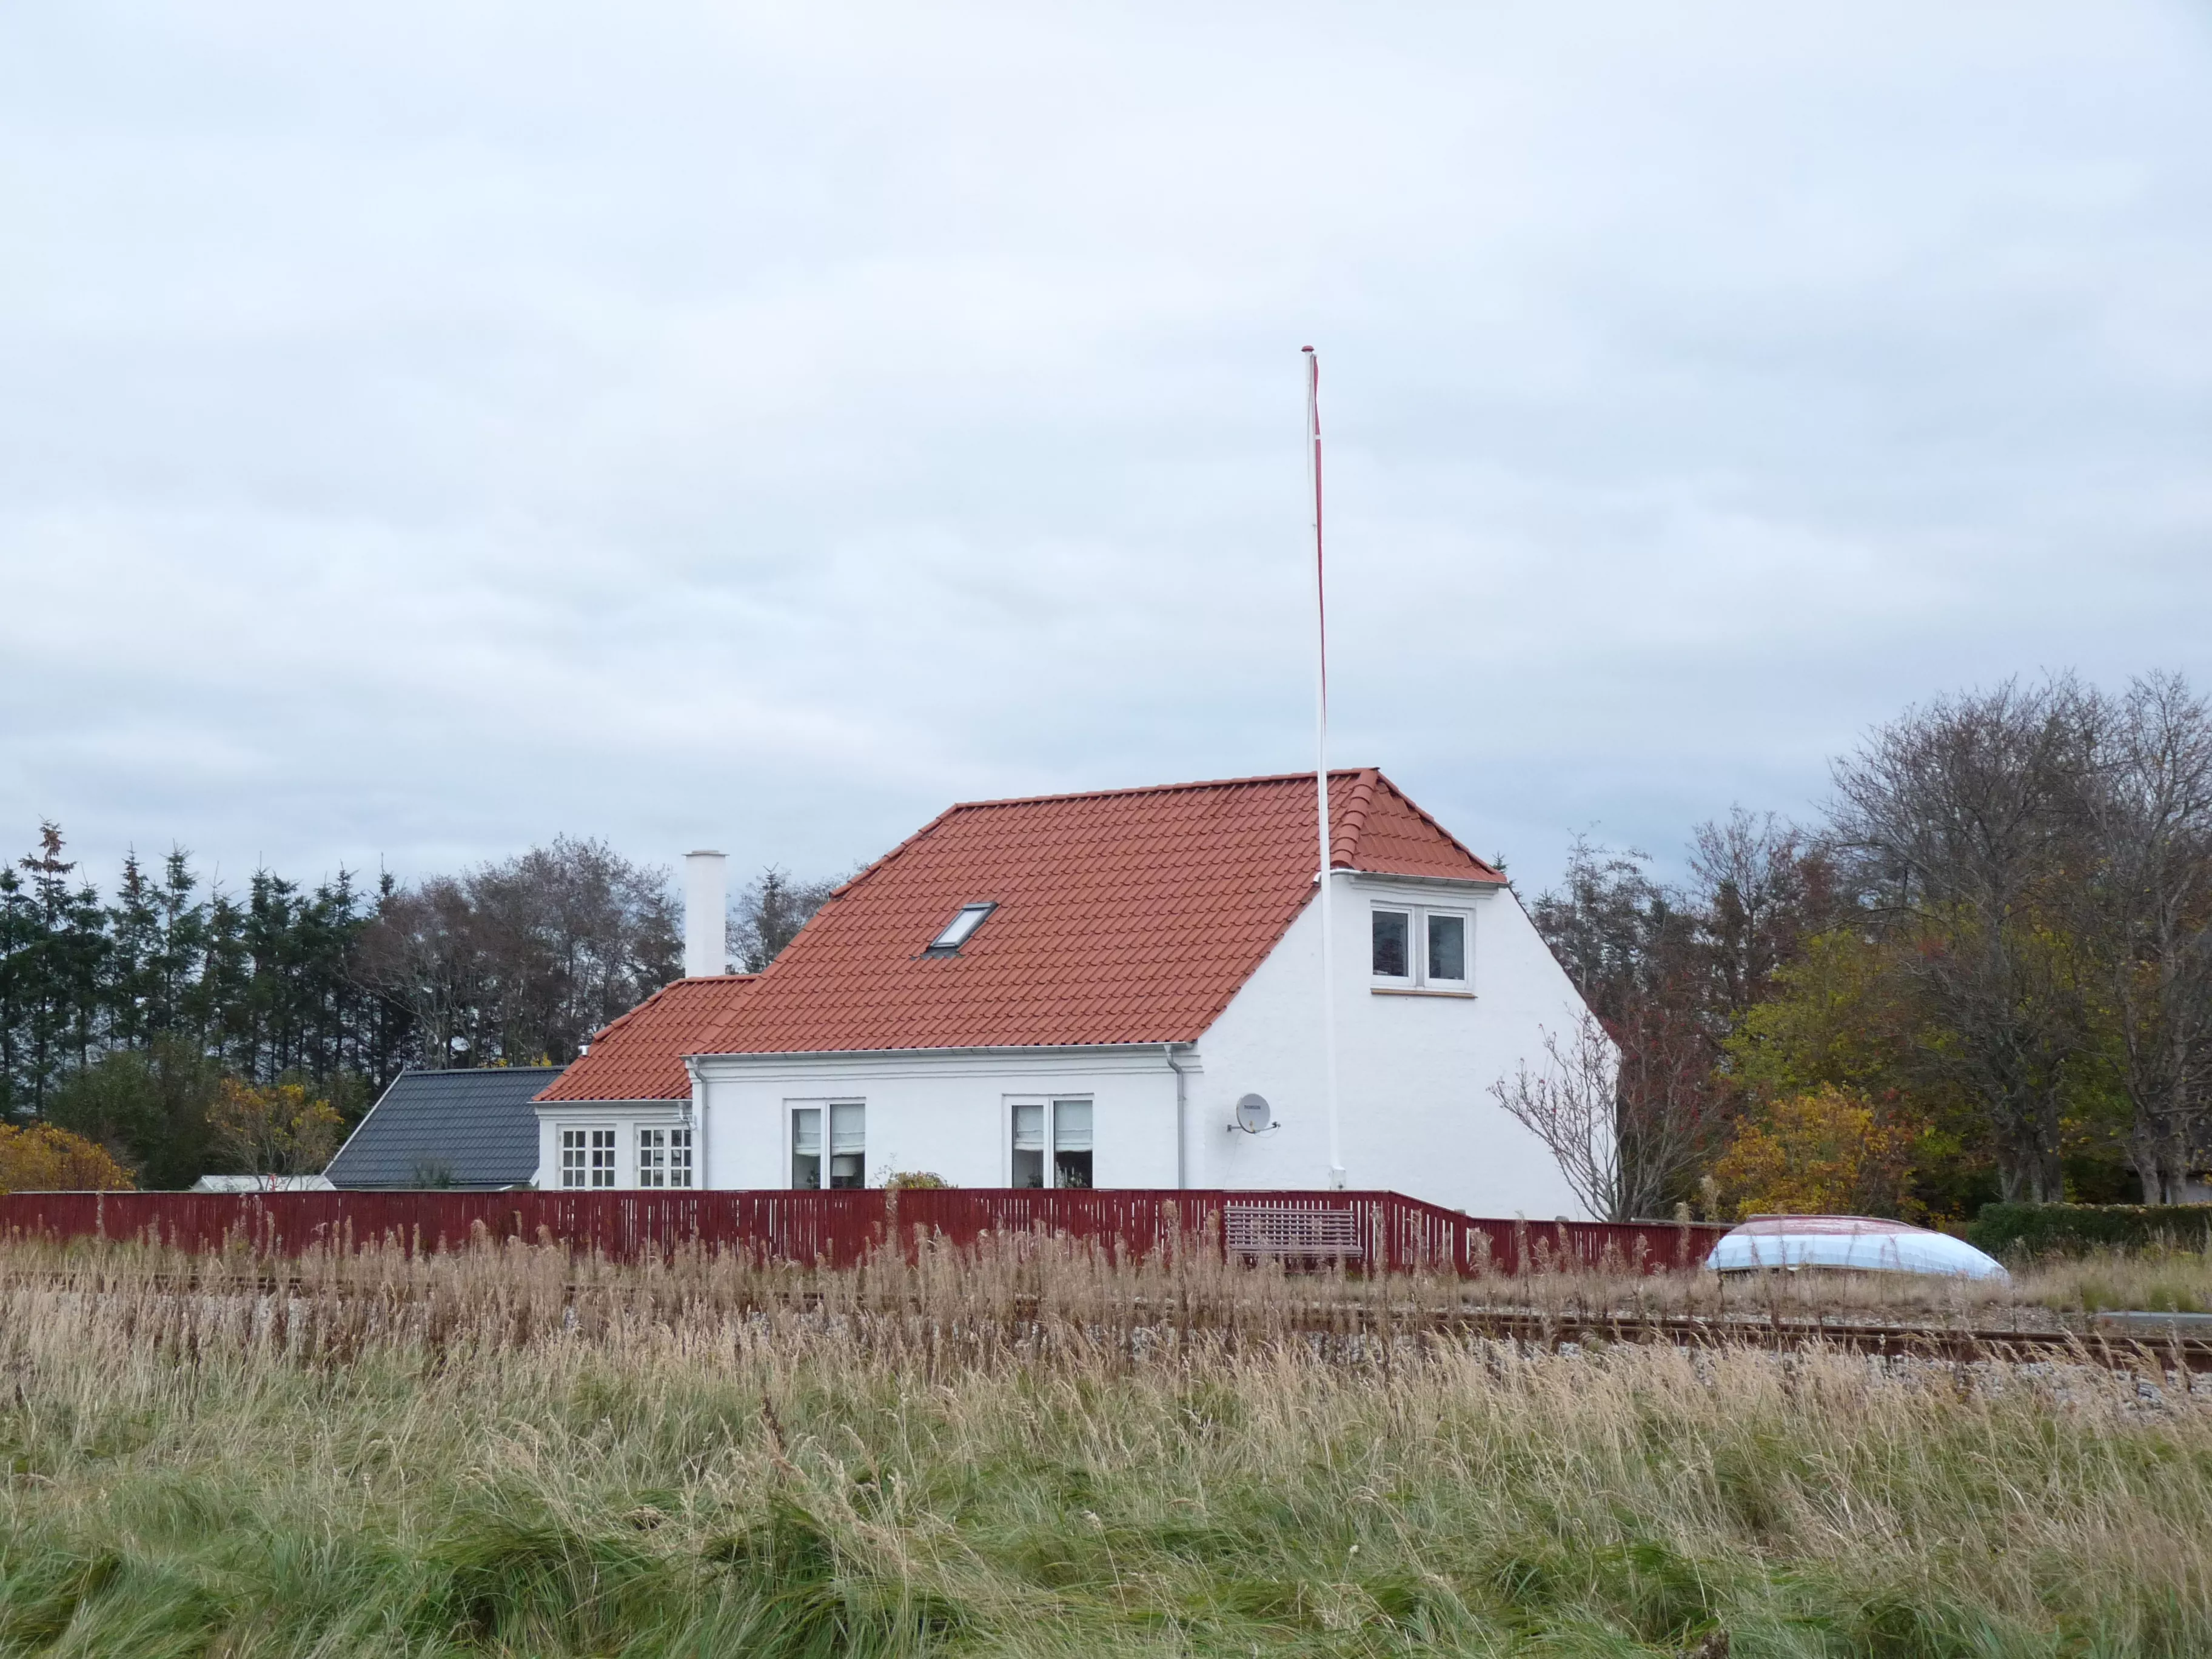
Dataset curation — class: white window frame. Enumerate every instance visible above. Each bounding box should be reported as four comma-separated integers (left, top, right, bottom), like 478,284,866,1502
636,1124,693,1190
788,1099,866,1190
1369,900,1473,994
1007,1095,1095,1189
558,1124,618,1189
1422,908,1471,991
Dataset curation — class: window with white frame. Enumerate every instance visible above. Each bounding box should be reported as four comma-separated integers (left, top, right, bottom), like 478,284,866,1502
1371,902,1471,991
637,1125,693,1189
560,1126,617,1188
1011,1097,1093,1188
791,1102,865,1190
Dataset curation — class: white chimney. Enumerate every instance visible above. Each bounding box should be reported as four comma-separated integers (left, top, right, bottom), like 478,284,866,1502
683,850,728,978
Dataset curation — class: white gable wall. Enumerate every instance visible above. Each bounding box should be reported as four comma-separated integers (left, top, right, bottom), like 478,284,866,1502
1184,873,1595,1218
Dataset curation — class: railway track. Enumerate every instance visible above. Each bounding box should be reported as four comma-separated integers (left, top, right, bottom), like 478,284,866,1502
1433,1308,2212,1373
20,1270,2211,1375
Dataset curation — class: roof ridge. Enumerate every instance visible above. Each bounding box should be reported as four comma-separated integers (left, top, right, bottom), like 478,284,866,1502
948,768,1376,815
1329,766,1381,868
407,1065,566,1076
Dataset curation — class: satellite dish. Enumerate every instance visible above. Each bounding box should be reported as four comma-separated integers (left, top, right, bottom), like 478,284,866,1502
1233,1093,1273,1134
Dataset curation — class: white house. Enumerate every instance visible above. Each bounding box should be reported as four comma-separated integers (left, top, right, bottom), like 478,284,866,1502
534,769,1600,1218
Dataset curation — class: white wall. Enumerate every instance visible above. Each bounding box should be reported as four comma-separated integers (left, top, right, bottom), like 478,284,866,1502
534,1101,696,1190
689,1047,1182,1191
1185,874,1596,1219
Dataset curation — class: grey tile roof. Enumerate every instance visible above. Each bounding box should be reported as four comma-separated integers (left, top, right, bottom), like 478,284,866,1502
325,1067,565,1189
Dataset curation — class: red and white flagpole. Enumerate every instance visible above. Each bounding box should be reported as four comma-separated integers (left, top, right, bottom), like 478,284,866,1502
1304,346,1346,1190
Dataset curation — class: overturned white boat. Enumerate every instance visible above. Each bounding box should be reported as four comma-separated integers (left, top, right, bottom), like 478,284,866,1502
1706,1215,2009,1282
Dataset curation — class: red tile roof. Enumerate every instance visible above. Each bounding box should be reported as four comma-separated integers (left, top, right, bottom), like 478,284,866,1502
538,769,1500,1098
536,974,758,1102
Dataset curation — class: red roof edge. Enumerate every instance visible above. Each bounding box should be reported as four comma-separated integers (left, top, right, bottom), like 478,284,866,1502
532,974,758,1102
1365,771,1507,882
1330,766,1381,868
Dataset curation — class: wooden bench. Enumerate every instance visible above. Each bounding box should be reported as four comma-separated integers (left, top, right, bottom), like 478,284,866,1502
1223,1204,1363,1261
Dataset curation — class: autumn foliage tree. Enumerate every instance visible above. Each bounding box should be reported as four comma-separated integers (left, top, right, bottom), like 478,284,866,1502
0,1123,135,1193
1708,1084,1919,1221
205,1079,345,1177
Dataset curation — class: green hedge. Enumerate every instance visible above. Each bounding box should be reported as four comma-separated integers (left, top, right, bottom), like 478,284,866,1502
1967,1202,2212,1258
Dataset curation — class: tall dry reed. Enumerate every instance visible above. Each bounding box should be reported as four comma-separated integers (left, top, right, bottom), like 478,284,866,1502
0,1235,2204,1655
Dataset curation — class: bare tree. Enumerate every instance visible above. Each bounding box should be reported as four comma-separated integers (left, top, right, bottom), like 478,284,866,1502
468,838,682,1056
2079,673,2212,1202
730,867,842,973
1610,994,1738,1215
356,837,680,1067
1490,1007,1727,1221
1685,809,1837,1021
1524,838,1734,1218
1527,837,1681,1023
1829,677,2099,1202
354,876,491,1068
1490,1013,1623,1221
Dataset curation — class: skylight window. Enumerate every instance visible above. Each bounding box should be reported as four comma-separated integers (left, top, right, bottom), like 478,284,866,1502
928,902,996,952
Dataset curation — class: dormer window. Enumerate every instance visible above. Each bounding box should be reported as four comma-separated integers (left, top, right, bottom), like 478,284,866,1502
1372,901,1472,993
928,902,997,953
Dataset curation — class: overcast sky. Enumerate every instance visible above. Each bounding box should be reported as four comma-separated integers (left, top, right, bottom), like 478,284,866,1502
4,1,2209,902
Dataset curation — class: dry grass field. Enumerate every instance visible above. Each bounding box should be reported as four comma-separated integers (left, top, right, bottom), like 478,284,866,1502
0,1235,2207,1657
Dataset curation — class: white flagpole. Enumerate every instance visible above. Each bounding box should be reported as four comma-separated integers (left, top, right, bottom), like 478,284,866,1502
1304,346,1346,1190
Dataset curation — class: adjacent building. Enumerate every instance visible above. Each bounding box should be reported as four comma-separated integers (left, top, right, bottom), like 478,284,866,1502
327,1066,565,1190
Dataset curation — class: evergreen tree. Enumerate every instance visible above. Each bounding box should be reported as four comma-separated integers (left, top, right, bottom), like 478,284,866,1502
9,826,108,1114
104,851,163,1052
0,862,30,1116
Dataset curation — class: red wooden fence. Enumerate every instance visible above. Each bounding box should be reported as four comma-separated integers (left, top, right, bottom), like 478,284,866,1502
0,1188,1728,1275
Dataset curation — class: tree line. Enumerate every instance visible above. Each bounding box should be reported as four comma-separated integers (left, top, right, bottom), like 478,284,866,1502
1511,671,2212,1221
0,834,830,1187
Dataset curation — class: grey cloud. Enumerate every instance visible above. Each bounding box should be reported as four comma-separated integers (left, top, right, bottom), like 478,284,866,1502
2,0,2208,897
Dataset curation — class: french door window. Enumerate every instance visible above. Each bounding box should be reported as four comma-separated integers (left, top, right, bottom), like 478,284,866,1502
1011,1098,1093,1188
792,1103,865,1190
560,1127,616,1188
637,1126,692,1189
